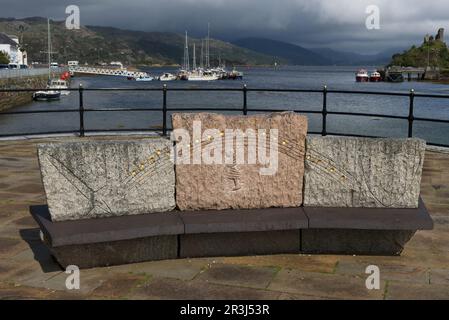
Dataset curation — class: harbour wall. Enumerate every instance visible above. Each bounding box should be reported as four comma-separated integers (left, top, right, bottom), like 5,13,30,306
0,74,54,111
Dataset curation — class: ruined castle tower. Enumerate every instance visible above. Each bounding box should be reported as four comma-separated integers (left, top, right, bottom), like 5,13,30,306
436,28,445,42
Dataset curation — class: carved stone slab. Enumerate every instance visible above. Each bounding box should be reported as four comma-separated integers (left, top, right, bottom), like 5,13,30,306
172,112,308,211
38,139,175,221
303,137,426,208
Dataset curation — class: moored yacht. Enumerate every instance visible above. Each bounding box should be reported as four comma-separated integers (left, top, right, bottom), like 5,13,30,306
188,70,219,81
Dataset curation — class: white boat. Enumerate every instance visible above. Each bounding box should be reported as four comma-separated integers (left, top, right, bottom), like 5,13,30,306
159,73,177,81
188,70,219,81
48,79,70,95
33,91,61,101
369,71,382,82
356,69,369,82
134,75,154,82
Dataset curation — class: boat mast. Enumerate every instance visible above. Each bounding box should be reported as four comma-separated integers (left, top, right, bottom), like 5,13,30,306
206,23,210,69
200,39,204,69
47,18,51,81
192,42,196,71
183,31,190,71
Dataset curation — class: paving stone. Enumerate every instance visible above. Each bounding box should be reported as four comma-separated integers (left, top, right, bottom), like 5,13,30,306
196,264,279,289
429,269,449,285
11,215,39,227
10,240,62,273
277,292,336,300
335,260,429,284
216,254,339,274
385,281,449,300
304,137,425,208
90,273,148,299
172,112,307,210
0,237,26,257
28,269,105,294
38,139,175,221
0,282,53,299
108,258,210,281
131,277,281,300
6,183,44,194
7,261,61,287
268,269,385,300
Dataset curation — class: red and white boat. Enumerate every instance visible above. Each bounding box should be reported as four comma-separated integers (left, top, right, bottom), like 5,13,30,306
355,69,369,82
370,71,382,82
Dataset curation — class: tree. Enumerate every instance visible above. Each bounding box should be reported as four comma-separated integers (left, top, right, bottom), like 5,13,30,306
0,51,9,64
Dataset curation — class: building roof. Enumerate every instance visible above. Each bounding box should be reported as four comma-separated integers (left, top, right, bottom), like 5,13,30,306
0,33,18,46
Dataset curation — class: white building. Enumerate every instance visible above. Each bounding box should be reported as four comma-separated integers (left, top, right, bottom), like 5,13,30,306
68,60,79,67
0,33,27,65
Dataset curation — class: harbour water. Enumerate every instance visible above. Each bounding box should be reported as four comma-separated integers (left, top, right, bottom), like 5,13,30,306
1,66,449,145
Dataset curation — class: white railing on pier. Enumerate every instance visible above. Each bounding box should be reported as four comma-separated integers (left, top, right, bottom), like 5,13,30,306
69,66,148,78
0,67,67,79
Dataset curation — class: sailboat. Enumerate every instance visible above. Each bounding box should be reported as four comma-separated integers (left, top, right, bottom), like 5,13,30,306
187,25,219,81
188,42,219,81
33,19,61,101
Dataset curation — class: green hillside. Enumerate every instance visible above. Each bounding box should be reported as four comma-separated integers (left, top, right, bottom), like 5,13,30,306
391,38,449,68
0,17,274,67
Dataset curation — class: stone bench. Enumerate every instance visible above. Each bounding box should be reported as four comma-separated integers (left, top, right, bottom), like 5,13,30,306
29,112,434,269
30,199,432,269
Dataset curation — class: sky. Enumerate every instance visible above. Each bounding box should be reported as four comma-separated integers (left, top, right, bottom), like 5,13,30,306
1,0,449,54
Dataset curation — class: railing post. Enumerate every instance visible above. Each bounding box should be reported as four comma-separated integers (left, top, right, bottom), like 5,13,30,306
78,83,84,137
408,89,415,138
162,84,167,136
243,84,248,115
322,85,327,136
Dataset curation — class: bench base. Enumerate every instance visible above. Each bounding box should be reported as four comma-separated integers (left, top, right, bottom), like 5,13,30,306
180,230,300,259
29,202,433,269
48,235,178,269
301,229,416,256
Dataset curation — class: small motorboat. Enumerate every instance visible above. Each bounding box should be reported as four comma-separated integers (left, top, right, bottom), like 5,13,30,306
228,69,244,80
33,90,61,101
369,71,382,82
48,79,70,95
159,73,177,81
356,69,369,82
135,75,154,82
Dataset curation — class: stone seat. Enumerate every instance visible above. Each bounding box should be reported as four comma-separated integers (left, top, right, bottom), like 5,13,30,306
29,199,433,269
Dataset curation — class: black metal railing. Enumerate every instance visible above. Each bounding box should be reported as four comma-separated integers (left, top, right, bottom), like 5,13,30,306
1,84,449,147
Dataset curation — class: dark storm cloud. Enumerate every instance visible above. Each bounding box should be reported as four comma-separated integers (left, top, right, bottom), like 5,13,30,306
2,0,449,53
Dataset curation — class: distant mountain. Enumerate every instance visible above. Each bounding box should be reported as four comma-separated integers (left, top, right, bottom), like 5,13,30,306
310,47,398,66
0,17,274,66
233,37,397,66
232,37,328,65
